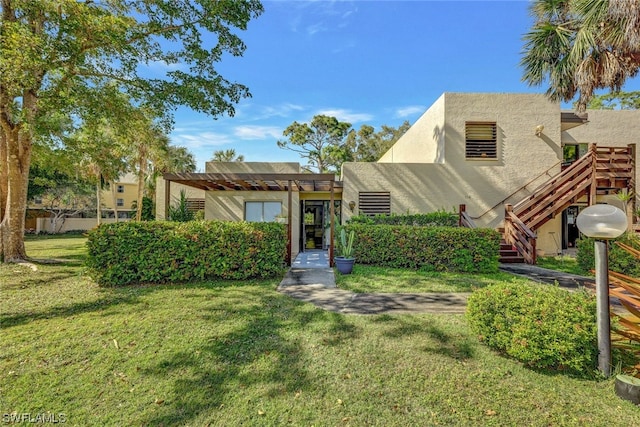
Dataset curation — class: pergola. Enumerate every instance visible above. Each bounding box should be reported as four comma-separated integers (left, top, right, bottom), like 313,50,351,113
162,172,342,266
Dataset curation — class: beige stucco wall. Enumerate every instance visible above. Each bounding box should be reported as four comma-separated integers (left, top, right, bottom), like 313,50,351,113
345,94,640,255
379,94,446,163
344,92,563,231
155,180,205,221
204,162,303,257
205,190,301,256
205,161,300,174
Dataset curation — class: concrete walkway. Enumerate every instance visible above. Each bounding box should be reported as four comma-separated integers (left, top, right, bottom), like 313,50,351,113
278,252,468,314
278,251,601,315
498,263,595,290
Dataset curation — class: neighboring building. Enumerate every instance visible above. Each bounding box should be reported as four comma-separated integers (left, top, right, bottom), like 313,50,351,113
103,173,206,220
158,93,639,264
101,173,138,219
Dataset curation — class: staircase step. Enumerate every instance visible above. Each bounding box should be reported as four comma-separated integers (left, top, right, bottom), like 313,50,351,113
500,250,520,257
499,255,526,263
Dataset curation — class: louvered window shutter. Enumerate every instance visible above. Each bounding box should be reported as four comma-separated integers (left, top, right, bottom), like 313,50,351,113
465,122,497,159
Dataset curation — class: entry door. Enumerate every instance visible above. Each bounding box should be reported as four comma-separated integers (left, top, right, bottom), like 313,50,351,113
301,201,324,251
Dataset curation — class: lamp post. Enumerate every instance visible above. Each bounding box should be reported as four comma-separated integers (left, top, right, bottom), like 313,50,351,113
575,204,628,377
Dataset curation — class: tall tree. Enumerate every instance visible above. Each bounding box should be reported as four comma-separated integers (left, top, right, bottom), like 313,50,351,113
166,146,197,173
70,118,128,226
211,149,245,162
582,90,640,110
344,121,411,162
121,109,171,222
521,0,640,111
277,115,352,173
0,0,263,262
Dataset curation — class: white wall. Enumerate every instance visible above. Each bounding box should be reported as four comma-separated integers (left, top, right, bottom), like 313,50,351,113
35,217,129,234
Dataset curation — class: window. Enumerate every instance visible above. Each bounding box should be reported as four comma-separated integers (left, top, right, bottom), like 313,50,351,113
117,185,125,193
358,192,391,216
34,197,42,205
116,198,124,207
465,122,497,159
245,201,282,222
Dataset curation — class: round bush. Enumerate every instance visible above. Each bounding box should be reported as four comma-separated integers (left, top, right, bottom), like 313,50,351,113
466,282,597,377
576,233,640,277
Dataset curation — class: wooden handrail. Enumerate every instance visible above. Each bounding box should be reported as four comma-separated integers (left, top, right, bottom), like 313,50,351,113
502,144,634,265
458,204,477,228
504,204,537,264
470,160,562,221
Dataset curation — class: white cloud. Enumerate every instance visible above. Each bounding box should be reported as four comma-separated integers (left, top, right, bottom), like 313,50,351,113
170,132,233,149
286,0,358,35
257,103,306,119
395,105,425,118
315,108,373,123
234,125,282,140
307,22,327,36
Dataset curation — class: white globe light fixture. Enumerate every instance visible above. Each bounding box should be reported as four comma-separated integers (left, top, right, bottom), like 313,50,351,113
576,204,627,377
575,204,628,240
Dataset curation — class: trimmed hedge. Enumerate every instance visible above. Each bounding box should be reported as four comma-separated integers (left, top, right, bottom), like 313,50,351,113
85,221,286,286
346,223,500,273
466,282,597,377
348,211,458,227
576,233,640,277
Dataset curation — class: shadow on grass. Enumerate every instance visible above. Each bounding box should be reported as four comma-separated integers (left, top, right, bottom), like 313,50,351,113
0,291,142,328
137,291,331,426
373,314,477,362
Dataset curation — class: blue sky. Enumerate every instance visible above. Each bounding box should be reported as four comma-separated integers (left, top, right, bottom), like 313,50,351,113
166,0,640,171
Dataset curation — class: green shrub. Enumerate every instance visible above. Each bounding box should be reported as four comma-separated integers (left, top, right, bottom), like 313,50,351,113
466,282,597,377
347,210,458,227
346,223,499,273
86,221,286,286
168,189,194,222
576,233,640,277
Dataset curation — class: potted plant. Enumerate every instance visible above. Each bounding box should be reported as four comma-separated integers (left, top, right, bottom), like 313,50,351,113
334,228,355,274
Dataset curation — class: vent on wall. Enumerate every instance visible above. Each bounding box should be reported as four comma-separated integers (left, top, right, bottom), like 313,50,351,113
465,121,497,159
186,198,205,212
358,192,391,216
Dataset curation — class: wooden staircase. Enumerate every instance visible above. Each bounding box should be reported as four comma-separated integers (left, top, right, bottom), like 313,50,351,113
499,237,525,263
502,144,635,264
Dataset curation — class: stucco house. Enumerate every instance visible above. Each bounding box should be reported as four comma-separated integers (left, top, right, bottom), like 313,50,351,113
157,93,639,264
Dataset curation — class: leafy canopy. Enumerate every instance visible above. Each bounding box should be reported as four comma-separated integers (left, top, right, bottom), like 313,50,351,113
521,0,640,111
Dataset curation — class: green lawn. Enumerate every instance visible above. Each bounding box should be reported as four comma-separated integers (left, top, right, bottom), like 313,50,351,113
536,255,589,276
336,264,533,293
1,236,639,426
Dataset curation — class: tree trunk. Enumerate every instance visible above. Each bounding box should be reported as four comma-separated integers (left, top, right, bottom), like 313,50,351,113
136,158,146,221
111,181,119,222
0,130,7,222
96,181,102,226
0,129,7,260
1,127,31,262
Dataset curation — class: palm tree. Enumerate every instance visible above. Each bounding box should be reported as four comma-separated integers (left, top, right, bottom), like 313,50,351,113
166,145,197,172
521,0,640,111
211,149,244,162
73,119,127,225
126,116,170,222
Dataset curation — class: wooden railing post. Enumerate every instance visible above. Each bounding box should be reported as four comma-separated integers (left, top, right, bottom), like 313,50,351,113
459,204,466,227
589,143,597,205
